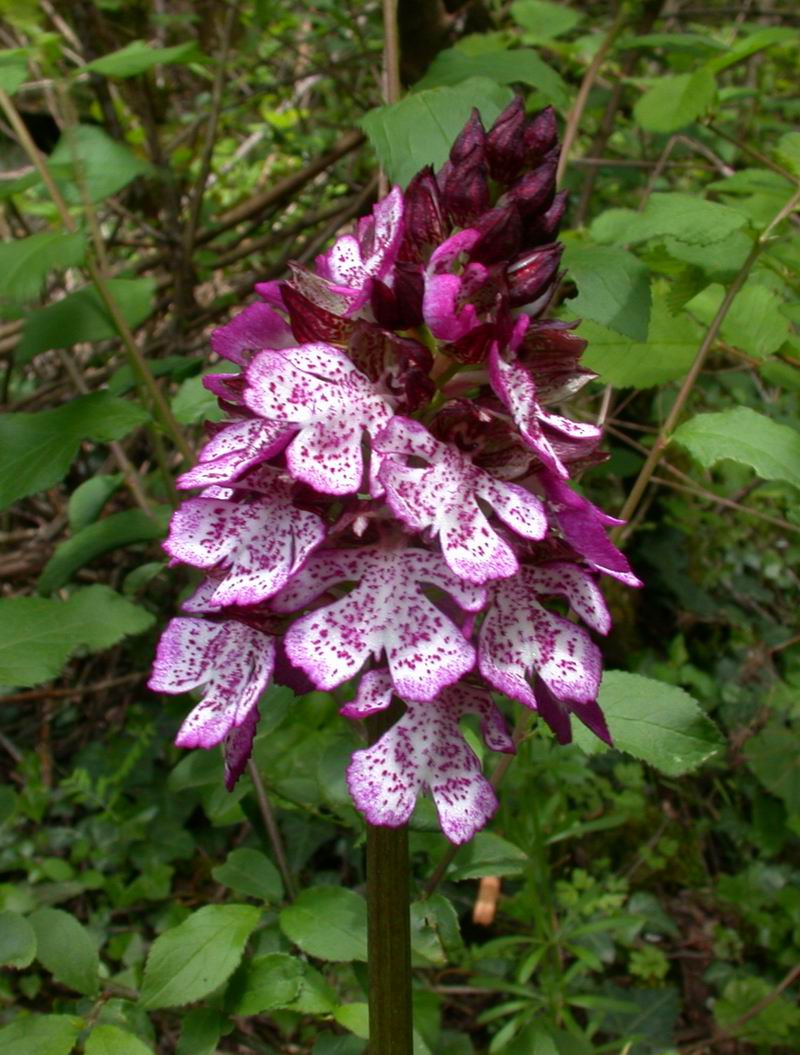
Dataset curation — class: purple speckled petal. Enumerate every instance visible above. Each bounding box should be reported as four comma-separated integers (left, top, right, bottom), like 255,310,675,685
376,417,546,585
149,616,274,748
275,547,485,701
164,469,325,607
422,229,482,340
478,565,605,708
223,705,260,790
346,683,513,844
211,302,294,366
525,560,612,634
339,668,394,718
178,419,293,490
245,343,393,496
538,408,602,445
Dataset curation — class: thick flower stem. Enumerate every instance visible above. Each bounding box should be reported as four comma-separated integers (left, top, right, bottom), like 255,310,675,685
366,703,413,1055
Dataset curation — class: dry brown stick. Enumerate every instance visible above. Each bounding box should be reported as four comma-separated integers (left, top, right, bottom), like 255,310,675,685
0,672,146,705
246,759,297,901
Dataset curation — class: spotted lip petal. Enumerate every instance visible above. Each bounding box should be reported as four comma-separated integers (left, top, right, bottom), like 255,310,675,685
271,546,486,702
375,417,546,585
177,418,293,490
164,467,326,607
149,616,274,754
478,562,610,709
346,682,513,845
244,342,393,496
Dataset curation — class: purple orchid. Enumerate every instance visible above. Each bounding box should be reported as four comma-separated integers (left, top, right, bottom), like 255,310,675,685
151,99,641,844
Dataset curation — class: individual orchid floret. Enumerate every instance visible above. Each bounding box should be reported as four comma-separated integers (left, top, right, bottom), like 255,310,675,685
164,467,326,607
149,617,275,789
244,342,394,495
421,228,482,342
271,546,486,702
478,561,610,712
375,417,547,585
177,418,293,489
345,674,514,844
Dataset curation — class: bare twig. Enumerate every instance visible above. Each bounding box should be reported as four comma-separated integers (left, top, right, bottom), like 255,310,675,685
247,759,298,901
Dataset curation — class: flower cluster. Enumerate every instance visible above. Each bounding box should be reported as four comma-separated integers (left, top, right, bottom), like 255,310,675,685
150,99,640,845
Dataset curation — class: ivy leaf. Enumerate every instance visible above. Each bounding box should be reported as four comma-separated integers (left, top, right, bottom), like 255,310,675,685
573,671,723,776
0,585,154,689
671,406,800,488
361,77,513,187
47,125,152,204
0,1015,84,1055
17,278,155,362
280,887,368,962
0,231,86,305
84,40,205,78
0,392,150,508
634,69,717,133
84,1027,154,1055
0,910,36,969
211,848,284,903
563,244,651,341
140,904,262,1009
415,47,570,110
30,907,99,996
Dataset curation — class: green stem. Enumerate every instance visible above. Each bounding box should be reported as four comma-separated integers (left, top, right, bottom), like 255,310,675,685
366,701,413,1055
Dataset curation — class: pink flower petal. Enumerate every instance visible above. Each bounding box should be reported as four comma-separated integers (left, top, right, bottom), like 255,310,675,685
339,668,394,718
211,302,294,366
177,419,293,490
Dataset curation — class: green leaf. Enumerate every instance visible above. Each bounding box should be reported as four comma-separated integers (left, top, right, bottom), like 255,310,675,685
140,904,261,1009
176,1010,224,1055
361,78,513,187
746,724,800,813
563,244,651,341
0,910,36,968
17,277,156,362
85,1026,154,1055
211,848,284,902
68,474,124,532
776,131,800,177
171,374,225,426
0,232,86,305
0,50,28,94
228,952,303,1014
0,585,154,689
85,40,204,78
0,391,149,509
280,887,367,962
685,280,789,360
29,907,99,995
334,1004,370,1039
706,26,799,74
510,0,583,41
48,125,152,204
415,48,569,110
37,507,170,594
448,831,529,881
577,284,703,388
671,407,800,488
634,69,716,133
0,1015,83,1055
573,671,723,776
592,193,749,249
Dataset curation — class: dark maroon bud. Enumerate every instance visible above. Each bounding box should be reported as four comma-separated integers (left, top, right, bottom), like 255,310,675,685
392,261,424,326
443,155,490,226
450,108,486,165
370,278,402,330
402,165,447,259
282,285,352,345
523,318,587,360
524,189,568,246
469,205,523,265
486,96,526,183
507,243,562,308
507,154,557,218
447,320,498,364
523,105,558,164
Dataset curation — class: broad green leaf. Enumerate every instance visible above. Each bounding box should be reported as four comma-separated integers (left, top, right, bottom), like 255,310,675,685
685,280,789,360
0,585,154,688
85,40,204,78
68,474,124,532
577,285,703,388
171,373,225,425
563,244,651,341
85,1026,154,1055
592,194,749,249
634,69,716,133
671,407,800,488
0,391,150,508
760,358,800,393
776,131,800,176
511,0,583,40
176,1010,224,1055
0,1015,83,1055
48,125,152,204
37,507,170,595
415,47,569,110
140,904,261,1009
746,724,800,813
30,907,99,995
706,26,799,74
0,50,27,94
573,671,723,775
228,952,303,1015
334,1004,370,1039
0,910,36,968
280,887,368,962
361,78,513,187
211,848,284,903
616,32,725,55
0,231,86,304
17,277,156,362
448,831,529,881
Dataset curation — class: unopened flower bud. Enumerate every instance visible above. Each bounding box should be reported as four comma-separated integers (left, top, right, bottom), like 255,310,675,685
444,153,490,226
507,155,557,218
402,166,447,260
525,189,568,245
469,205,523,265
450,108,486,165
524,106,558,164
486,96,526,183
507,243,562,308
